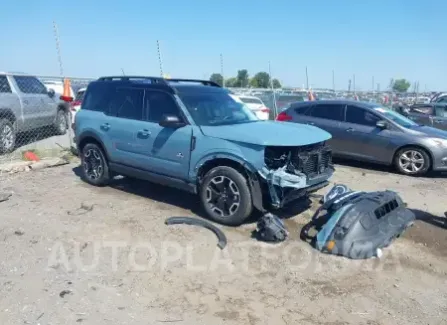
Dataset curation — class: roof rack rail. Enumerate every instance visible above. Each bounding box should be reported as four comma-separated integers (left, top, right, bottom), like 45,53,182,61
167,78,221,87
97,76,168,85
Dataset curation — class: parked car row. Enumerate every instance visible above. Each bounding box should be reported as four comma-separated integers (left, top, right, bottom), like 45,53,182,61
277,100,447,176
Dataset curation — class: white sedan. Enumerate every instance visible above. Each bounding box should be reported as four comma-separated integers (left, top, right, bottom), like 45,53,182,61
236,95,270,120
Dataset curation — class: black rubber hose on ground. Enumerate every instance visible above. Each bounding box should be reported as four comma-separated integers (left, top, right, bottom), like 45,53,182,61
165,217,227,250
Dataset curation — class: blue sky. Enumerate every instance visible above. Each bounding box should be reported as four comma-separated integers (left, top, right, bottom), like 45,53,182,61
1,0,446,90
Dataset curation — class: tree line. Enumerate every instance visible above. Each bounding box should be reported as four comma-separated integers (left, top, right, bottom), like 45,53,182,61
210,69,282,88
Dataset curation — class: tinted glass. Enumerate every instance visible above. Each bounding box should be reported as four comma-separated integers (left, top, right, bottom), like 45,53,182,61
13,76,47,94
75,90,86,102
146,91,181,122
346,105,380,126
293,104,312,115
437,96,447,103
240,97,262,104
108,88,144,120
81,83,112,112
310,104,344,121
0,76,11,93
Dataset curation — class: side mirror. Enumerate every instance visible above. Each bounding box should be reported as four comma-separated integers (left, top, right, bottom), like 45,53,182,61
48,89,55,98
376,120,388,129
159,114,186,128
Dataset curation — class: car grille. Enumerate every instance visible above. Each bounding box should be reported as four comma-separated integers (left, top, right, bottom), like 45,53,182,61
291,143,332,178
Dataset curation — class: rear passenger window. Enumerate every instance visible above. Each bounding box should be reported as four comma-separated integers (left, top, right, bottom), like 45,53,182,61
108,88,144,120
146,91,181,122
293,104,312,115
346,105,380,126
0,76,11,93
310,104,344,121
81,83,111,112
13,76,48,94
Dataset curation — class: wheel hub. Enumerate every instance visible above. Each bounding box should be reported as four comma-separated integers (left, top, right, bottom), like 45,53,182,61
205,176,240,217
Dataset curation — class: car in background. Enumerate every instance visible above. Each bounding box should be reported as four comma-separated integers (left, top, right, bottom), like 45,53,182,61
75,76,334,226
237,95,270,120
42,80,75,102
277,100,447,176
70,87,86,124
0,72,68,153
403,103,447,131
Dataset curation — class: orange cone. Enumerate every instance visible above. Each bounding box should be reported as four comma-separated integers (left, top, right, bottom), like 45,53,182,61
60,78,73,102
23,151,40,162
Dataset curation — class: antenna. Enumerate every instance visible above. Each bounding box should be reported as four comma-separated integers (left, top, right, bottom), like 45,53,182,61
52,21,64,77
156,40,164,77
220,54,225,87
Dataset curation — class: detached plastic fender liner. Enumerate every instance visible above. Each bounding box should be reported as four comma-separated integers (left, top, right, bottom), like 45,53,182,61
165,217,227,250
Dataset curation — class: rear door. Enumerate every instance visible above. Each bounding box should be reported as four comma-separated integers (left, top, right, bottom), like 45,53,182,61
12,76,56,128
341,105,392,163
304,103,346,154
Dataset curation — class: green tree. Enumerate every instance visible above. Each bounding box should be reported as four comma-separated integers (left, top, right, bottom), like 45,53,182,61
272,78,282,89
236,69,249,87
250,72,270,88
209,73,223,86
225,77,237,87
392,79,411,93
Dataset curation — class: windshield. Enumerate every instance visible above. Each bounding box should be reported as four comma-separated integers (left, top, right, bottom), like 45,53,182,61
373,107,418,128
178,91,259,126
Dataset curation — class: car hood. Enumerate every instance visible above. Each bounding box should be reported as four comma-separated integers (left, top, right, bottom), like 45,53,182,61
200,121,331,146
407,125,447,139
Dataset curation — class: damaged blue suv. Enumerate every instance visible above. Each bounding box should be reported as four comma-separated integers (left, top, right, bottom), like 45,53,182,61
74,76,334,225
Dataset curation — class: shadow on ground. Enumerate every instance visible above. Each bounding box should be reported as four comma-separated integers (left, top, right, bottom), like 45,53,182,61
333,158,447,178
72,166,315,227
411,209,447,230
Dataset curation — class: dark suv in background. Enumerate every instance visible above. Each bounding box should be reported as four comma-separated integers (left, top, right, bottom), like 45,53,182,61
277,100,447,176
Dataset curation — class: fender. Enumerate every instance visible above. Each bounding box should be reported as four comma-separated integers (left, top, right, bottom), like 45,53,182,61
191,151,259,180
76,130,110,160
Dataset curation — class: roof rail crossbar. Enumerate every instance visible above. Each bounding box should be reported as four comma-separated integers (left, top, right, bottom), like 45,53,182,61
97,76,169,85
167,78,221,87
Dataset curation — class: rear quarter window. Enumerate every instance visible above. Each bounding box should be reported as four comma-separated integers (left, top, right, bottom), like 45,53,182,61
0,76,12,93
292,103,312,115
81,83,113,113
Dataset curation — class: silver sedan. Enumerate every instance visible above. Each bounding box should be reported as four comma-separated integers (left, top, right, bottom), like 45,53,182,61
277,100,447,176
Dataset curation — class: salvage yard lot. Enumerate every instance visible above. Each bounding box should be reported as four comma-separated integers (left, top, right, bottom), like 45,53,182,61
0,161,446,325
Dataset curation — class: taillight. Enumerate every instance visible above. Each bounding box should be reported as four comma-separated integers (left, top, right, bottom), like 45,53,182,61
276,111,292,121
70,100,82,111
261,107,270,113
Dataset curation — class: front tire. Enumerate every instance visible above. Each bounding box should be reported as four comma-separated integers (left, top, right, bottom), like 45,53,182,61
394,146,430,176
0,118,16,154
80,143,111,186
199,166,253,226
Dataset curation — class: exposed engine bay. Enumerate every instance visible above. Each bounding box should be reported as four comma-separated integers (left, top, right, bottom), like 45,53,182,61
259,141,334,208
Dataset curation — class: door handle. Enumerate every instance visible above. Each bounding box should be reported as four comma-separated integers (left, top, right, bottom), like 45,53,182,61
100,123,110,131
137,129,151,138
346,127,355,132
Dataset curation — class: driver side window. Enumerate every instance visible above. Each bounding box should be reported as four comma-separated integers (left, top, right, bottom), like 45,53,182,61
146,90,181,122
346,105,380,127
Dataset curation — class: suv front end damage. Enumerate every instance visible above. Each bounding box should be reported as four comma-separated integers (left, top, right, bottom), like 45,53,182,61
259,142,334,208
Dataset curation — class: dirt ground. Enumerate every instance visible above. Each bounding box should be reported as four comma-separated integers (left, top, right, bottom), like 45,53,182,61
0,160,446,325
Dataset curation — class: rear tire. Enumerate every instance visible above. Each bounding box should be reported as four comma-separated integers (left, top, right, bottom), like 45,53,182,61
54,109,68,135
80,143,111,186
0,118,16,154
394,146,430,176
199,166,253,226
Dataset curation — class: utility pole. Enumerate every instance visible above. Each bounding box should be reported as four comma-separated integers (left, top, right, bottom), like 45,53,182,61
332,70,335,92
269,61,277,118
156,40,164,77
52,21,64,78
220,54,225,87
377,83,380,92
305,66,309,90
348,79,352,92
353,74,356,95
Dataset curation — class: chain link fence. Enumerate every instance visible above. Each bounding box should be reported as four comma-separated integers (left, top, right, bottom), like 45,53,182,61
0,73,94,165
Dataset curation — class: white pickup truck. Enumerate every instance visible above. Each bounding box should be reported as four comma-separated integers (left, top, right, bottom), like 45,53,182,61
0,72,69,153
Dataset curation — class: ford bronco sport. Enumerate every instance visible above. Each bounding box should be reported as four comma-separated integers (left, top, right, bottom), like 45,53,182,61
74,76,334,226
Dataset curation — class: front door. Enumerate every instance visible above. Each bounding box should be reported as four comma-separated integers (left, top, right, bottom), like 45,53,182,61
142,90,193,180
340,105,392,163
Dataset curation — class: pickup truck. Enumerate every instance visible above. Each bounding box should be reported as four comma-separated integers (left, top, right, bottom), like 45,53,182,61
402,103,447,131
0,72,69,153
